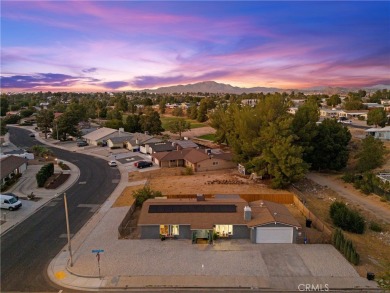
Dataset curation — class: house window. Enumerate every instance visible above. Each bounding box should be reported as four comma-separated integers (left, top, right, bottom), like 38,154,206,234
170,160,176,163
160,224,179,236
214,225,233,237
213,161,218,165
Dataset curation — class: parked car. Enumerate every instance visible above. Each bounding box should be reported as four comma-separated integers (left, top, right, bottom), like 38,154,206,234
137,161,153,169
108,161,117,167
342,120,352,124
77,141,88,147
0,194,22,211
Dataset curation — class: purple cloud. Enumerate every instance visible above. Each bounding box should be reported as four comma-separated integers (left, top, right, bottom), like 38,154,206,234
100,81,129,89
0,73,99,89
82,67,97,73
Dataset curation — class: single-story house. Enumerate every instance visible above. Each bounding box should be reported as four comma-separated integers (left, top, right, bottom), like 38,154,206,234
138,196,301,244
362,103,384,109
1,155,28,186
107,134,133,149
366,126,390,140
152,148,236,172
140,141,175,154
125,133,161,152
3,149,34,160
319,109,341,118
170,139,198,150
339,110,368,120
82,127,118,146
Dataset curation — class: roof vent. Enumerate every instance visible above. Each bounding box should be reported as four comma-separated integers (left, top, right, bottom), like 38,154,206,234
196,194,205,201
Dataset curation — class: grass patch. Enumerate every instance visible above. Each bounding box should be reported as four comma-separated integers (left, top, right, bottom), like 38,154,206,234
197,133,216,141
161,116,206,130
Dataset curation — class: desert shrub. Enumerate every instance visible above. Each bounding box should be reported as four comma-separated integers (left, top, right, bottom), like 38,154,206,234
332,228,360,265
330,201,365,234
132,186,162,207
181,166,194,176
369,222,383,232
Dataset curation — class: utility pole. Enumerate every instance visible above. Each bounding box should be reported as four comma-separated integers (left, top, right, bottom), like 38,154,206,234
64,193,73,267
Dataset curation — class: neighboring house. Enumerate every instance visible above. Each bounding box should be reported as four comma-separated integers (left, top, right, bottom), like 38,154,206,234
362,103,384,109
319,109,341,118
107,134,133,149
137,196,301,244
339,110,368,120
171,139,198,150
241,99,258,107
287,107,298,115
0,155,28,186
82,127,118,146
152,148,236,172
140,141,175,154
3,149,34,160
125,133,161,152
366,126,390,140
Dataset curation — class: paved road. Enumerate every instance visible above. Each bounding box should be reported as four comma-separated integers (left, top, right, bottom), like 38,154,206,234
307,172,390,223
0,127,121,292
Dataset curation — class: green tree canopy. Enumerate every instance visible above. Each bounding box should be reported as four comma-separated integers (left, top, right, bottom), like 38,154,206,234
0,97,9,116
367,108,387,127
56,112,80,140
166,118,191,139
356,135,386,172
105,119,124,130
140,108,164,135
197,99,208,122
124,114,141,133
309,119,351,171
326,95,341,107
36,109,54,139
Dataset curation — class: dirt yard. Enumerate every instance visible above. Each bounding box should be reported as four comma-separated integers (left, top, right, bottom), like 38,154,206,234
293,178,390,282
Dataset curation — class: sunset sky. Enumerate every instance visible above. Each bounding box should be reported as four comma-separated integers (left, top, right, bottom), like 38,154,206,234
1,1,389,92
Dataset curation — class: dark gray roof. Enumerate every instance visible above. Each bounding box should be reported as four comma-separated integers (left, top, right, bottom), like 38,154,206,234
3,149,26,155
149,142,175,153
108,135,133,143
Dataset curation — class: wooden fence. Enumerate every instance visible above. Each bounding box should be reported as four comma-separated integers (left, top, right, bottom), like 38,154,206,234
164,193,294,204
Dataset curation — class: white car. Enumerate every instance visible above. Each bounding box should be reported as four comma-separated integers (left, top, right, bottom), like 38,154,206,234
108,161,117,167
342,120,352,124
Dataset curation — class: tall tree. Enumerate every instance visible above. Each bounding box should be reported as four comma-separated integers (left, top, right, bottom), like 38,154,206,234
159,100,166,114
56,112,80,140
166,118,191,139
172,107,183,117
291,101,319,163
367,108,387,127
187,103,198,120
124,114,141,133
326,95,341,107
197,99,208,122
140,108,163,135
0,97,9,116
36,109,54,139
356,135,386,172
309,119,351,171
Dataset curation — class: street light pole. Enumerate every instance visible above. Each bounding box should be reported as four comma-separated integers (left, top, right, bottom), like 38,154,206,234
63,193,74,267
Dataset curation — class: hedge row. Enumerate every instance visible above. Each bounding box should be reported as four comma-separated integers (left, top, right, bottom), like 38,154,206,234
36,163,54,187
330,201,365,234
332,228,360,265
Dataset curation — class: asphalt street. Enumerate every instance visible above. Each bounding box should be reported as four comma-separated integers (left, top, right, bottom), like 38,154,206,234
0,127,121,292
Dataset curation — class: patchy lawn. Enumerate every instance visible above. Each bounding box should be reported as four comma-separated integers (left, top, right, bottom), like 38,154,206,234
161,116,206,130
197,133,216,141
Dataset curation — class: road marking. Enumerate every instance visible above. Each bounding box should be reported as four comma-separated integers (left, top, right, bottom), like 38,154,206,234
45,202,58,207
54,271,66,280
59,233,74,238
78,181,87,184
77,204,100,212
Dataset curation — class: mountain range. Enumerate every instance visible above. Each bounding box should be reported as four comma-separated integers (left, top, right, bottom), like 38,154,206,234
141,81,390,95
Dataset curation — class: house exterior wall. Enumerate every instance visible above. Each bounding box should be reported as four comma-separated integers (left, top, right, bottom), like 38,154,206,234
160,159,185,168
140,145,149,154
140,225,191,239
195,158,236,172
250,223,299,243
140,225,160,239
231,225,250,239
373,131,390,140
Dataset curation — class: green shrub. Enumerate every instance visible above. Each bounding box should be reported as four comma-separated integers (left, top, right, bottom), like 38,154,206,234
332,229,360,265
36,163,55,187
132,186,162,207
330,201,365,234
369,222,383,232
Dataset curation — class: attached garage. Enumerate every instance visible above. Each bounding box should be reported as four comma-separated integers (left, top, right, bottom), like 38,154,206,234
255,226,293,243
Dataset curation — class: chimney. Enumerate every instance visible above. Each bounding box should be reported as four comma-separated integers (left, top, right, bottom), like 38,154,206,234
136,138,139,145
119,127,124,134
244,206,252,221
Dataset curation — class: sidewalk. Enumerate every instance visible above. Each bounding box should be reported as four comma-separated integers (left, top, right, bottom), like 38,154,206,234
0,160,80,235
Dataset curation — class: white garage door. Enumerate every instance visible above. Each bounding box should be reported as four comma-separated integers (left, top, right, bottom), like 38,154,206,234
256,227,293,243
